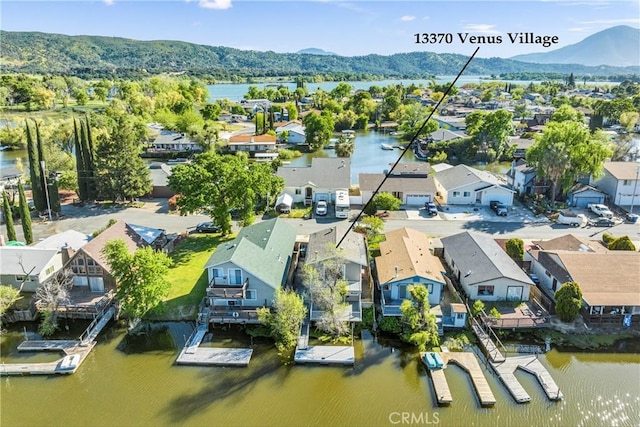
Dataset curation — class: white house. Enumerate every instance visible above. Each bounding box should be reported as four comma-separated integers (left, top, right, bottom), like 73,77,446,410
590,161,640,207
506,159,538,196
441,232,533,302
359,163,436,206
434,164,515,205
0,247,62,292
275,121,306,144
276,158,351,206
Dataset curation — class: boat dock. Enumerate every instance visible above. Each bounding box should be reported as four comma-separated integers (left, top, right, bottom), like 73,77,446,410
421,352,496,406
0,342,96,376
471,321,505,363
175,324,253,367
294,345,355,365
491,355,563,403
17,340,82,353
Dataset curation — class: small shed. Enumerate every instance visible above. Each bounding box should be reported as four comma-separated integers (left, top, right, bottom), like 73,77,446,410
567,183,606,208
275,193,293,213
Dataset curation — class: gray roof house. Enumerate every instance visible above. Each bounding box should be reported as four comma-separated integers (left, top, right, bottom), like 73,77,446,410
0,247,62,292
359,162,437,206
202,218,297,324
589,161,640,207
305,226,368,322
434,164,515,206
441,232,533,301
277,158,351,206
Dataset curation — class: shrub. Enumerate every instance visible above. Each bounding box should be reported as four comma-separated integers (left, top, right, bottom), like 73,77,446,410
602,233,615,245
555,281,583,322
471,300,485,317
488,307,502,318
505,238,524,261
378,316,402,334
608,236,636,251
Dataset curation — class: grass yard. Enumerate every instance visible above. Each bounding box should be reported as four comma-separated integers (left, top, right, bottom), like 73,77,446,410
149,233,235,320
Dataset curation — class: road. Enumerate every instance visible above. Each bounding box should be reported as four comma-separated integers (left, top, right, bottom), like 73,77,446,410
22,200,639,245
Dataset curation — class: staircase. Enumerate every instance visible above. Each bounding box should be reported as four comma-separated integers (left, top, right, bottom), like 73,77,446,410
79,306,116,345
297,319,310,350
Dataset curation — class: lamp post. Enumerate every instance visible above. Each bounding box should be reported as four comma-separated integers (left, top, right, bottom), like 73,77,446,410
40,161,52,221
629,165,640,215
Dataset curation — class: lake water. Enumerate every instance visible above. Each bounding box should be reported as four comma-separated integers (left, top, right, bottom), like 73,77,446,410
1,322,639,427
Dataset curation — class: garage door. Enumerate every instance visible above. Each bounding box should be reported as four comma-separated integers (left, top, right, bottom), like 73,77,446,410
573,196,603,208
405,194,431,205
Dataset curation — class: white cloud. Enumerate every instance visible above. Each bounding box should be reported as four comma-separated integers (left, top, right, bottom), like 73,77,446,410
568,27,590,32
579,18,640,25
103,0,114,5
462,24,500,34
400,15,415,22
198,0,232,10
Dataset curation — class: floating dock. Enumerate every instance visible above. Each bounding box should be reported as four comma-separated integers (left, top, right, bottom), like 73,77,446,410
471,322,505,363
294,345,355,365
491,355,563,403
175,324,253,367
0,342,96,376
421,352,496,406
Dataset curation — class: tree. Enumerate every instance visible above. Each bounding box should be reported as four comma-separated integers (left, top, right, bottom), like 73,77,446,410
554,281,583,322
551,104,584,123
400,285,439,351
303,111,334,151
514,103,528,120
302,251,351,338
257,288,307,355
2,190,17,242
526,121,611,204
17,181,33,244
471,300,485,317
357,215,384,236
102,239,172,321
169,152,283,234
619,111,639,132
467,109,514,160
0,285,21,323
35,269,74,336
505,238,524,262
25,121,46,212
397,103,438,140
285,102,298,121
335,135,355,158
608,235,637,251
95,114,152,201
372,192,402,211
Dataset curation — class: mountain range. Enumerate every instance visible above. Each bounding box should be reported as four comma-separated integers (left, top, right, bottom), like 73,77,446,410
0,29,638,79
511,25,639,67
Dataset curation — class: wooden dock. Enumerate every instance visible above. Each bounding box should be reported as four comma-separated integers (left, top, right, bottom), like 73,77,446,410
491,355,563,403
1,342,96,376
421,352,495,406
471,322,505,363
17,340,82,353
176,347,253,367
294,345,355,365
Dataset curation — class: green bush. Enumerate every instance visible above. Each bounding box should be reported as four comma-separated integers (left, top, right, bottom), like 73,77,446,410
488,307,502,318
378,316,402,334
471,300,485,317
602,233,615,245
361,306,374,329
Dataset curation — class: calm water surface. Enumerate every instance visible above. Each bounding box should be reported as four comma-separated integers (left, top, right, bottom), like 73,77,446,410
1,322,639,427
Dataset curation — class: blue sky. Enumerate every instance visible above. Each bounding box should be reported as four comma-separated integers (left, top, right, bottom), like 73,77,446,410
2,1,639,58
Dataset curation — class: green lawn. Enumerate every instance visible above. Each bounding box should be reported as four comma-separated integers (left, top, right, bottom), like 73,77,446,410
149,234,234,320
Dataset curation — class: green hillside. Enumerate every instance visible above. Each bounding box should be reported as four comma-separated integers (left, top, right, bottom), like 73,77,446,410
1,31,638,79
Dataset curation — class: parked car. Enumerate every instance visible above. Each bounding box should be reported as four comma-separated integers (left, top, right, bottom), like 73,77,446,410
588,217,615,227
588,203,613,218
425,202,438,216
490,201,508,216
315,200,328,216
195,222,220,233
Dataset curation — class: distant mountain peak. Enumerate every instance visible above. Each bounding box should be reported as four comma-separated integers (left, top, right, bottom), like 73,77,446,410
296,48,337,56
510,25,640,67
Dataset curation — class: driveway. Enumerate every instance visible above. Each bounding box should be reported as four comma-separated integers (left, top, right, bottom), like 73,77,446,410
403,202,549,224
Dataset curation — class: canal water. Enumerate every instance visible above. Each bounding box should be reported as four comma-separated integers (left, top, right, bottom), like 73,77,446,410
1,322,639,427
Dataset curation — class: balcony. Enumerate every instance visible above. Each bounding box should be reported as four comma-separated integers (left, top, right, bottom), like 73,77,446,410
203,307,261,324
381,290,402,317
206,280,246,299
309,296,361,322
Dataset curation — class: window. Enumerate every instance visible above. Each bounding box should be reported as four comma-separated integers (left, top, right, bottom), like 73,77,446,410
478,285,494,296
463,191,471,197
295,189,301,195
45,266,55,275
623,180,630,186
456,312,465,319
544,270,551,277
229,269,242,285
212,268,224,278
15,275,25,282
452,191,460,197
245,290,257,300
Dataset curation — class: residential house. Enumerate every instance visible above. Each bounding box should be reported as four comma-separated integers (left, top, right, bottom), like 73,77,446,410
441,231,533,301
434,164,515,205
375,228,445,316
0,247,62,292
305,226,367,322
359,162,437,206
508,136,535,159
275,121,306,144
238,99,272,114
528,250,640,328
590,161,640,207
149,131,202,153
506,159,538,196
202,218,297,324
148,163,175,198
524,113,551,132
226,134,278,160
34,229,90,252
429,128,467,143
566,183,606,208
276,158,351,206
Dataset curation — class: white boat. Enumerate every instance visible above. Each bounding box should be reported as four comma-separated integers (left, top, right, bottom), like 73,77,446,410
381,143,394,150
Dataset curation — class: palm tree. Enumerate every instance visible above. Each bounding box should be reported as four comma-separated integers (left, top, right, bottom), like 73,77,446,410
335,136,355,158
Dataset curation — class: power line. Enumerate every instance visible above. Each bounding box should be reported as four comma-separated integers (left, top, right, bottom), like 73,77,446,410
336,47,481,248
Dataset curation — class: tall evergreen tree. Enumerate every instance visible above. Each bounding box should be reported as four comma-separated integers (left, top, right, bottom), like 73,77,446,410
17,181,33,244
2,190,17,242
25,121,45,212
73,118,88,202
84,115,98,200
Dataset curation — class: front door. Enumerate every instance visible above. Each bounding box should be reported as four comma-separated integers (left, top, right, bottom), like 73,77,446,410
89,276,105,293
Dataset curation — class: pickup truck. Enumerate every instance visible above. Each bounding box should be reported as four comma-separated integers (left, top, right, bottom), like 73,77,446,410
489,201,508,216
557,210,586,227
588,203,613,218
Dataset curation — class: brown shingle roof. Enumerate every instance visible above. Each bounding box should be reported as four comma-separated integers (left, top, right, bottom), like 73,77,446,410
603,161,640,180
531,234,607,253
228,134,277,143
75,221,148,272
376,228,445,285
